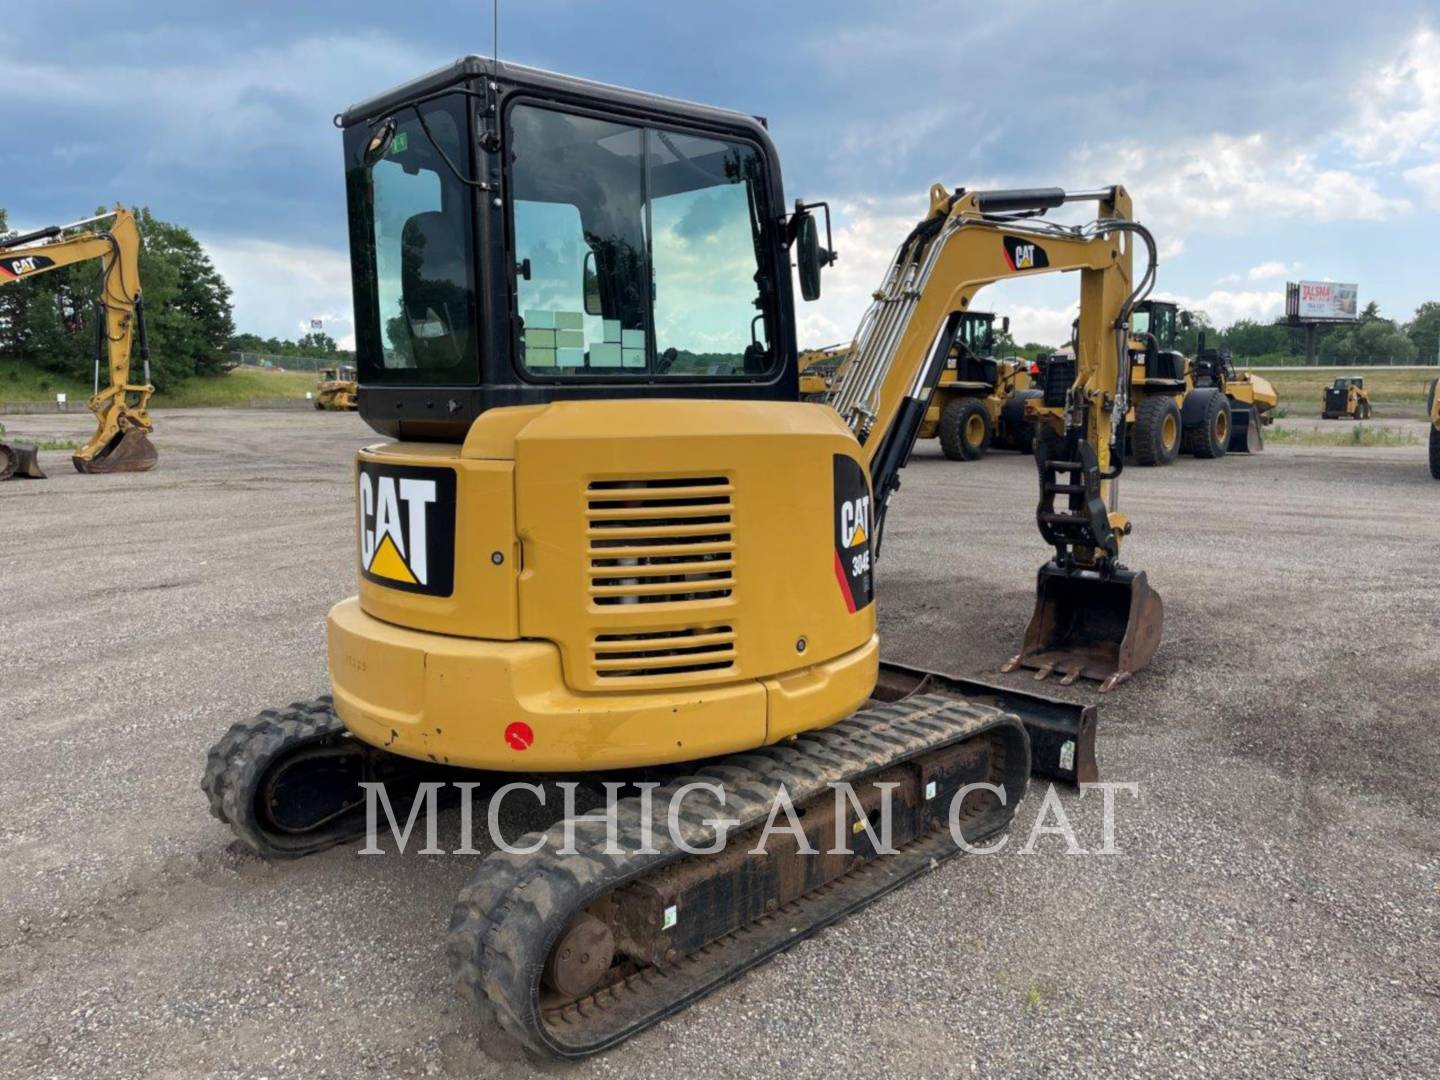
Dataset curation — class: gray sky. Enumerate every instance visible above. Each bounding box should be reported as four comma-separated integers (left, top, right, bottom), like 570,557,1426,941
3,1,1435,349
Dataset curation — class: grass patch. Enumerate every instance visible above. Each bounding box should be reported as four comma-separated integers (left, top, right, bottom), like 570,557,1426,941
155,367,316,407
0,359,317,407
1267,424,1419,447
1257,367,1437,411
0,421,82,451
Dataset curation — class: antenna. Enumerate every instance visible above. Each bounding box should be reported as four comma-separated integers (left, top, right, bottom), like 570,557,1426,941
493,0,499,66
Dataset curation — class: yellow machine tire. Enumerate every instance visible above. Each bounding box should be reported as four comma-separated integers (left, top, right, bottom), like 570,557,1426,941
938,398,990,461
1430,425,1440,480
1132,396,1181,466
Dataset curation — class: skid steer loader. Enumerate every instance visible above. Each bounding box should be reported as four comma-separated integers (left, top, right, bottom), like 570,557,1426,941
0,208,158,474
203,58,1165,1062
1322,376,1371,419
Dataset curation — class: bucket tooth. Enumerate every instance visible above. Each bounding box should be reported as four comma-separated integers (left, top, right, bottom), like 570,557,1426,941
74,429,158,474
1008,563,1163,692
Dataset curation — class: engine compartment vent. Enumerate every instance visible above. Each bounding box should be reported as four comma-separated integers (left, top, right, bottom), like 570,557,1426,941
585,476,736,607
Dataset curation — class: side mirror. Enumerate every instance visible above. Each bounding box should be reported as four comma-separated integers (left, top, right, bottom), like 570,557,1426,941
792,200,835,303
796,212,823,302
1002,316,1010,335
363,119,397,166
582,249,602,316
1180,310,1193,329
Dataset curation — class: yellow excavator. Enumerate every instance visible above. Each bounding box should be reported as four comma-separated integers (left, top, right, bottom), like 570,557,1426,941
203,59,1162,1061
0,207,158,476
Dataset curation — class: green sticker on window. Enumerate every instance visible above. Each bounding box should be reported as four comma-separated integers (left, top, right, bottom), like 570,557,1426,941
389,131,409,155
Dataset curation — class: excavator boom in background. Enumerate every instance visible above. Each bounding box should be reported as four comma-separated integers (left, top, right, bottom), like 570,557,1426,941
0,207,158,475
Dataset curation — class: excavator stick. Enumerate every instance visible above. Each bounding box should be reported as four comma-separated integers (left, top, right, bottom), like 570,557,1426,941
73,428,158,474
0,440,47,480
1006,564,1163,693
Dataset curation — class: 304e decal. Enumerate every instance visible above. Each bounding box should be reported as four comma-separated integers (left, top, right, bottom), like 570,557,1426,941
358,461,457,596
1002,235,1049,272
832,455,874,613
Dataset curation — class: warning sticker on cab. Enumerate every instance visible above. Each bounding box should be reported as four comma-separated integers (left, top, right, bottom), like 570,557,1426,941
357,460,457,596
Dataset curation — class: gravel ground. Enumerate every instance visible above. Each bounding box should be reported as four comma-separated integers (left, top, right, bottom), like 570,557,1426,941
1,408,1437,1079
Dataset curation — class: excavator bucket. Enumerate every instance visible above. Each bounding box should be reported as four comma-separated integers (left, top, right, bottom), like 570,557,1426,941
1005,564,1163,693
1228,404,1264,453
74,429,158,474
0,440,47,481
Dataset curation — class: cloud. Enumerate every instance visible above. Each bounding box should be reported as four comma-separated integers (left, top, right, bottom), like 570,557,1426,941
203,236,355,344
1070,133,1412,240
1403,162,1440,209
1154,288,1285,327
1221,260,1303,284
1342,26,1440,165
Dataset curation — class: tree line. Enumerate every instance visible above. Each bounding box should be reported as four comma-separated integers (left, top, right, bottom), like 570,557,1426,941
1177,300,1437,366
0,206,347,392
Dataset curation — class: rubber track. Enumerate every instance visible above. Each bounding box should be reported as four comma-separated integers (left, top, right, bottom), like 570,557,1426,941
447,694,1028,1061
200,696,357,857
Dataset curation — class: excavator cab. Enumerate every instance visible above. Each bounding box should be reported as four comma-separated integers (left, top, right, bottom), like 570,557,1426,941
339,60,799,440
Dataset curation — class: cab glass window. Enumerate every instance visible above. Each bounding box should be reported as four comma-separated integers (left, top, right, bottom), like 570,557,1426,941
346,96,479,385
508,103,773,378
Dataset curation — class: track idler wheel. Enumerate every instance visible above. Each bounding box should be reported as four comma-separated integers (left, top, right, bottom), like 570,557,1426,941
201,696,459,859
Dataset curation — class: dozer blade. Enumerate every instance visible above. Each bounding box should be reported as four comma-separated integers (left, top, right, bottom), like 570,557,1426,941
1005,563,1163,693
873,660,1098,785
0,440,47,481
74,429,158,474
1228,404,1264,453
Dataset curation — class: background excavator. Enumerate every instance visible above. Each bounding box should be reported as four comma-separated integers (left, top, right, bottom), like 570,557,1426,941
0,207,158,476
203,58,1163,1062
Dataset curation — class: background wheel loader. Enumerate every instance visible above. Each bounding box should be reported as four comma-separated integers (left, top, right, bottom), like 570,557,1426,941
1126,299,1276,463
915,312,1043,461
203,57,1166,1063
1322,376,1372,419
314,364,358,410
0,207,158,475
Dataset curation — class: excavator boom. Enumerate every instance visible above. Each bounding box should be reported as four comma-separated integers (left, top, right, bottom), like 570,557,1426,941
825,184,1163,690
0,207,158,475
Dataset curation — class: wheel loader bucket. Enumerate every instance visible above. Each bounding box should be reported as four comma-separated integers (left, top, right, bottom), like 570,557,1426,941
73,429,158,474
1228,405,1264,453
1004,564,1163,693
0,440,47,481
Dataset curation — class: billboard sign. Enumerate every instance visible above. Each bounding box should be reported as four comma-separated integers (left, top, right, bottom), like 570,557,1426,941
1290,281,1358,321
